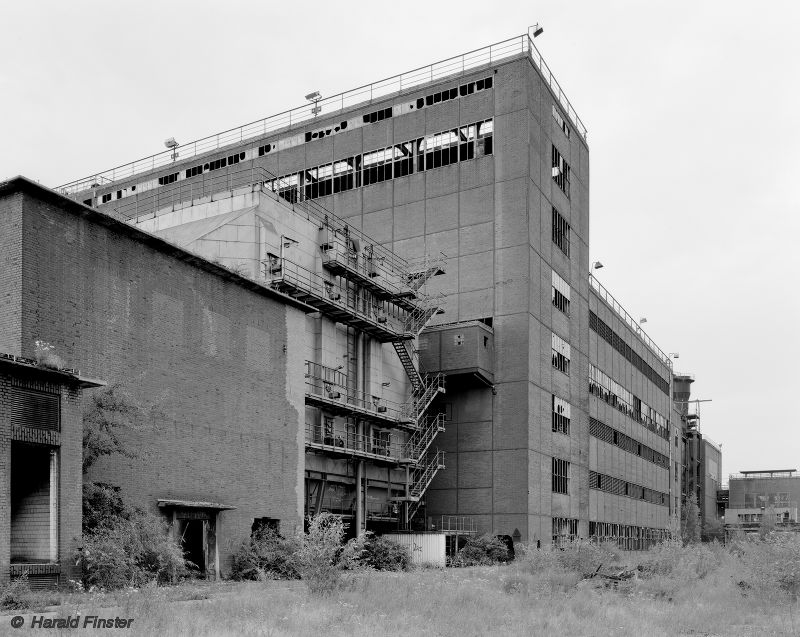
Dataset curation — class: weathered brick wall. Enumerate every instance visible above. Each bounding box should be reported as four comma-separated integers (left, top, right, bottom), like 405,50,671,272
3,188,304,574
0,192,23,356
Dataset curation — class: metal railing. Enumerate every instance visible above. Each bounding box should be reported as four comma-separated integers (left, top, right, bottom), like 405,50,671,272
729,471,797,480
57,32,585,194
410,450,446,498
305,423,404,461
437,515,478,534
401,373,445,421
304,361,407,422
589,274,673,370
402,414,445,461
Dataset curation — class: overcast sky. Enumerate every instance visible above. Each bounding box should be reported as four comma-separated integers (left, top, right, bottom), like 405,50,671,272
2,1,798,479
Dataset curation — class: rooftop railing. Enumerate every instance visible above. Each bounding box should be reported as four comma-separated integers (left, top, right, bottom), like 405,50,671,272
589,274,673,371
56,32,586,195
729,471,798,480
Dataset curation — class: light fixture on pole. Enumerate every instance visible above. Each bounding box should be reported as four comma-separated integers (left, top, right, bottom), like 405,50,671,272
529,23,544,38
669,352,680,359
639,318,648,325
591,261,604,270
164,137,179,162
305,91,322,117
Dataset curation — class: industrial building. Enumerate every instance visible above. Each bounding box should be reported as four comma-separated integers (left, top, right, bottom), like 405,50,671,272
0,30,690,579
724,470,800,532
673,373,722,535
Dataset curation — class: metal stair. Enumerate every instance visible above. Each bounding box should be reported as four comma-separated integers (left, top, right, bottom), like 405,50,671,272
407,450,446,520
392,341,422,391
402,414,445,462
406,253,446,293
401,372,445,422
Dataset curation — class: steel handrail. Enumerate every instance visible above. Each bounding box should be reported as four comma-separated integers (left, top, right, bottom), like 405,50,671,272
57,33,585,193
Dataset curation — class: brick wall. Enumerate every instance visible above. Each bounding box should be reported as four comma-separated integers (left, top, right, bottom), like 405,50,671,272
0,184,305,574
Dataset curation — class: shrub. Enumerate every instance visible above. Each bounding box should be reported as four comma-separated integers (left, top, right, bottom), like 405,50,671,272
230,527,301,581
295,513,350,596
76,510,189,590
33,340,65,370
556,540,621,577
0,573,31,611
735,534,800,601
347,532,409,571
82,482,132,533
452,534,509,566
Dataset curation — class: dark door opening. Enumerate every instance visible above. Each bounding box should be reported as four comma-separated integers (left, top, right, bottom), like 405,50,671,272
179,519,207,575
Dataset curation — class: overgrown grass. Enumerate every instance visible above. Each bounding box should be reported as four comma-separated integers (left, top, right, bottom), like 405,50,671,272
2,537,799,636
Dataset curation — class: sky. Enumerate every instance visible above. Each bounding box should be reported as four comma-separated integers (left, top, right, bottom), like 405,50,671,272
2,1,798,479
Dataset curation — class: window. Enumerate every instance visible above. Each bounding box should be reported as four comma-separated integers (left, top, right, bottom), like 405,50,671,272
101,193,112,203
551,270,570,315
552,457,569,494
552,105,570,138
362,107,392,124
551,144,571,197
552,395,570,435
551,333,570,375
552,517,578,546
158,172,179,186
552,207,570,257
363,147,396,186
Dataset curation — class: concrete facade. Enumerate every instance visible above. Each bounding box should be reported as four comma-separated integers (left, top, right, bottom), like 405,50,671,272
52,34,679,547
0,178,310,577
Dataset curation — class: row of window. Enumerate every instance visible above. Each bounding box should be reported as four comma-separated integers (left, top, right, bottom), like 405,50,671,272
589,311,670,396
551,270,570,315
588,522,669,551
91,76,496,206
589,470,669,507
551,145,571,198
589,363,669,439
552,207,570,257
552,457,570,494
551,333,571,375
589,416,669,469
264,119,494,204
552,395,571,435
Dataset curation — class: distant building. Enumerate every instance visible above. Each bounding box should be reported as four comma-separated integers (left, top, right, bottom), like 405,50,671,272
673,373,722,535
725,470,800,532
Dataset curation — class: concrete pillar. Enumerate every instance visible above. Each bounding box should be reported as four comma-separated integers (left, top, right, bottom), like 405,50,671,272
355,461,364,535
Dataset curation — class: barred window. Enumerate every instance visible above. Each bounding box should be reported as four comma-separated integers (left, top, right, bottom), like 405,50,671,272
551,270,571,315
552,207,570,257
552,517,578,547
552,457,569,494
552,144,571,197
551,333,571,375
552,395,570,435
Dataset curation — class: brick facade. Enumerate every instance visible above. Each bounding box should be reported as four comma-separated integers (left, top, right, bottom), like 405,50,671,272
0,179,309,575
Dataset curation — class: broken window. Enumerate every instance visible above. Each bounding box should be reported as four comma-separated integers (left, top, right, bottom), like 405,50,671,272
552,105,570,138
551,333,570,375
552,395,570,435
185,164,204,178
258,143,272,156
158,172,179,186
551,270,570,315
362,107,392,124
551,207,570,257
393,142,414,177
552,457,569,494
551,145,571,198
101,193,112,204
362,147,396,186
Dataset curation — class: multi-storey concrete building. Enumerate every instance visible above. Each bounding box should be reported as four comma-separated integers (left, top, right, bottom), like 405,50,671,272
41,31,681,549
725,470,800,531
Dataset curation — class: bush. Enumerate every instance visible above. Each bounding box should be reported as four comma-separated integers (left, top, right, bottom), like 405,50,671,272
230,527,301,581
76,510,189,590
82,482,132,533
345,532,409,571
0,573,31,611
452,534,509,566
735,534,800,601
295,513,349,596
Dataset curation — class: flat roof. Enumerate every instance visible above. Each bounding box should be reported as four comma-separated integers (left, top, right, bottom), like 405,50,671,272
0,352,105,388
157,499,235,510
0,176,316,314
